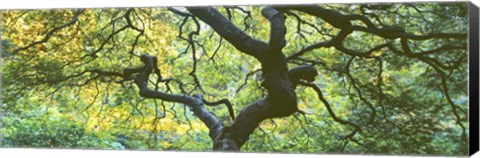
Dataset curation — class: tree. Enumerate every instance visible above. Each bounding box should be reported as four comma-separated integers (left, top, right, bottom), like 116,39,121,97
1,2,469,155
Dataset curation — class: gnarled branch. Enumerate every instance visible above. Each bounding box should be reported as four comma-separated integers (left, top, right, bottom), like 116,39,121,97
134,54,223,140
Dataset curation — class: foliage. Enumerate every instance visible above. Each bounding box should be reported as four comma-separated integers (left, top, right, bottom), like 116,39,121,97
0,2,470,155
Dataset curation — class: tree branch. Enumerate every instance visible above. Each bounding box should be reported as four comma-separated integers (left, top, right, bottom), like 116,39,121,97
262,6,287,53
186,7,268,59
11,9,84,55
193,94,236,121
300,81,361,139
279,6,466,41
134,54,223,141
219,65,318,149
275,5,352,29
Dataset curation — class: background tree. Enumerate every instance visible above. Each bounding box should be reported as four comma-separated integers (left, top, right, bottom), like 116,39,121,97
1,2,469,155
